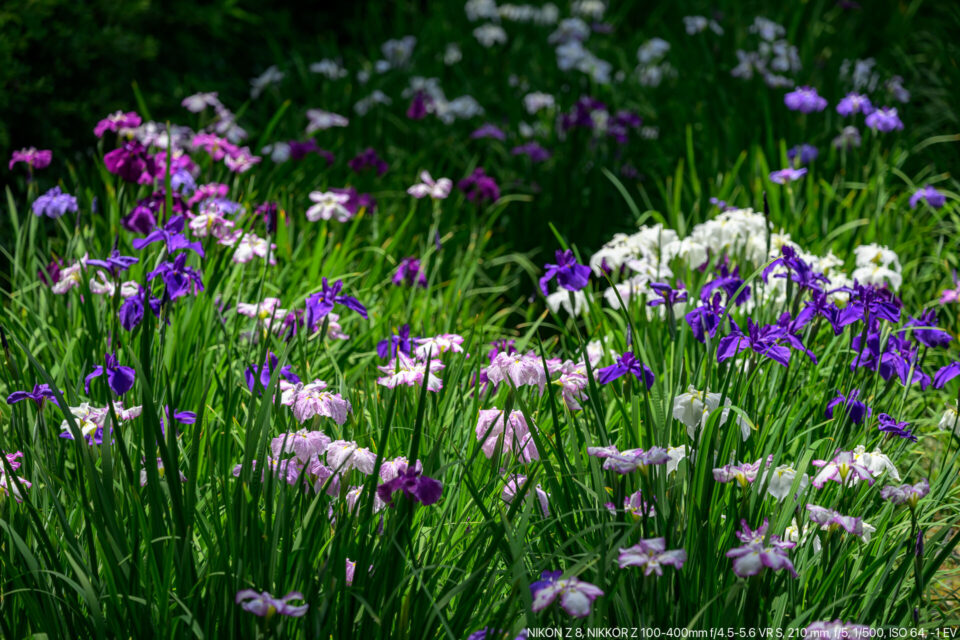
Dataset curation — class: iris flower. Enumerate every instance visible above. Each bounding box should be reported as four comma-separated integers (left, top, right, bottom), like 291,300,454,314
235,590,308,618
85,354,136,396
539,249,591,296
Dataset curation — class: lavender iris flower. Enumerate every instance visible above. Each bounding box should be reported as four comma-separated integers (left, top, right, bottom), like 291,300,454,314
784,86,827,113
787,144,818,165
909,185,946,210
235,590,308,618
539,250,591,296
119,287,162,331
132,216,204,257
85,354,136,396
470,124,507,140
511,142,552,163
376,466,443,507
458,168,500,204
32,186,79,219
769,167,808,184
305,278,368,332
717,319,791,367
596,351,655,388
865,107,904,132
392,257,427,288
836,93,873,117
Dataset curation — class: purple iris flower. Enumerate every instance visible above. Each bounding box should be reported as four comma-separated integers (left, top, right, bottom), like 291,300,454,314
763,246,829,293
775,313,818,363
376,466,443,507
7,384,57,408
850,329,927,389
909,185,946,209
347,147,388,176
836,93,873,117
122,190,188,235
132,216,204,257
878,413,917,442
488,338,517,362
330,187,377,216
685,293,725,343
119,287,162,331
103,141,158,184
539,250,591,296
787,144,819,165
530,570,562,597
147,253,204,301
235,590,308,618
825,390,870,425
392,257,427,288
769,167,808,184
470,124,507,140
256,202,279,233
837,282,901,327
305,278,368,332
717,319,791,367
32,186,79,219
795,290,842,334
904,310,952,348
865,107,904,132
245,352,300,395
458,168,500,204
701,261,750,306
85,354,136,396
511,142,551,163
86,250,139,277
933,362,960,389
596,352,655,388
377,325,415,360
648,281,687,307
784,86,827,113
94,111,142,138
406,91,431,120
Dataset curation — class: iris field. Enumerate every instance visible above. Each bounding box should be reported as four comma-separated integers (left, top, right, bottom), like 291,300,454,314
2,1,960,638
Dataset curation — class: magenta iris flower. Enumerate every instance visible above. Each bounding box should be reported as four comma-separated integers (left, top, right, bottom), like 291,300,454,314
539,249,590,295
865,107,904,132
132,216,204,257
458,168,500,203
717,318,791,367
305,278,368,332
7,384,57,408
909,185,946,209
596,352,655,388
103,141,158,184
392,257,427,288
85,354,136,396
94,111,142,138
32,186,78,219
784,86,827,113
406,90,431,120
769,167,807,184
376,466,443,507
235,589,308,618
9,147,52,171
